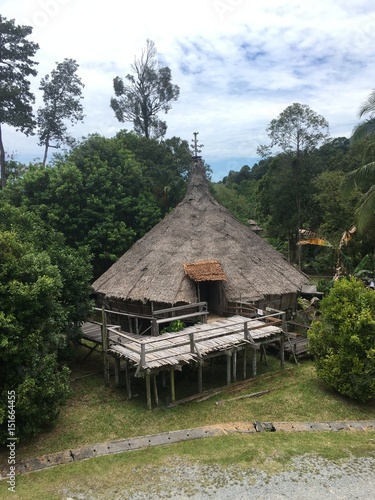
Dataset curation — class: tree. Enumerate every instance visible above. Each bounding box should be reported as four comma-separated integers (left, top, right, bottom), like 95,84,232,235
257,103,329,265
110,39,180,139
309,278,375,402
0,15,39,188
37,58,85,167
0,202,92,441
258,103,329,156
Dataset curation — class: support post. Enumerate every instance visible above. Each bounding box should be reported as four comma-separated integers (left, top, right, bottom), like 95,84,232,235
243,348,247,379
280,332,285,368
232,349,237,382
226,352,232,384
125,360,132,399
102,305,110,386
170,367,175,403
114,357,121,387
153,374,159,406
252,347,257,377
281,313,286,368
198,361,203,393
151,318,158,336
146,371,152,410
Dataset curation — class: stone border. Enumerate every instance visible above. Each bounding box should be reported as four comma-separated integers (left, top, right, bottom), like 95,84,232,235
1,420,375,478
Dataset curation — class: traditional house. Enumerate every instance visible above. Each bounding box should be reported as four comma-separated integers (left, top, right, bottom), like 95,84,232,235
93,155,308,322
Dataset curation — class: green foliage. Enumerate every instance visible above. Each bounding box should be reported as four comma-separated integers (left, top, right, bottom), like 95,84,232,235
0,15,39,188
110,39,179,139
212,183,253,224
0,202,93,441
309,278,375,401
160,319,186,333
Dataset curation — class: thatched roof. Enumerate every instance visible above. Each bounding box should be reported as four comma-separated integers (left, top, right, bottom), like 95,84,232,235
93,159,308,304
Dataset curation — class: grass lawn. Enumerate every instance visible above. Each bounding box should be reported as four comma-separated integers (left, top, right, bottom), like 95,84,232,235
1,346,374,498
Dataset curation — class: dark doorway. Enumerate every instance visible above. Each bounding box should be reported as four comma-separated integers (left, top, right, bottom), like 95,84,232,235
198,281,222,315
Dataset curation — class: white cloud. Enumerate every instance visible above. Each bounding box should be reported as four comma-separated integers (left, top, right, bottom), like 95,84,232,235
1,0,375,179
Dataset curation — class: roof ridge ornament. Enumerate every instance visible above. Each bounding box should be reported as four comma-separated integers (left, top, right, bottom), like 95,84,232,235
190,132,204,160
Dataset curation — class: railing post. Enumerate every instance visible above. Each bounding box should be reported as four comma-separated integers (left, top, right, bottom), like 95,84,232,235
190,332,195,353
140,342,146,368
151,318,158,336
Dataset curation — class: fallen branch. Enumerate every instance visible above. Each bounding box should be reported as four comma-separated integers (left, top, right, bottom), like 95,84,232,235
215,390,270,406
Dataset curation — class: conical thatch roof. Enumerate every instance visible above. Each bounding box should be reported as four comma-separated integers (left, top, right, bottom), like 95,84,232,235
93,159,308,305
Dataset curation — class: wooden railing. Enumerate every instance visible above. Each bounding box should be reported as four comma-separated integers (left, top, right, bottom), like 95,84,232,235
106,310,285,373
151,302,208,336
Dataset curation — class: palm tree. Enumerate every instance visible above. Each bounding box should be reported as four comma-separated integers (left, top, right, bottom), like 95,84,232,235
343,89,375,233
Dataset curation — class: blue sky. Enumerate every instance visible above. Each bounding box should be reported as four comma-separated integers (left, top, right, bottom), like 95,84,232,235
1,0,375,181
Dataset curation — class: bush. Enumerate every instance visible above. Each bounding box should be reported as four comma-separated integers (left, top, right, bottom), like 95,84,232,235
308,277,375,402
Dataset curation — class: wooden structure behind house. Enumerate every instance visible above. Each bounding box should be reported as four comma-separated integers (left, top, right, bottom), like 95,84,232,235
93,156,308,324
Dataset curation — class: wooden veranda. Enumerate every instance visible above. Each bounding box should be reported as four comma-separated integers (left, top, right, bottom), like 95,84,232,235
81,303,286,409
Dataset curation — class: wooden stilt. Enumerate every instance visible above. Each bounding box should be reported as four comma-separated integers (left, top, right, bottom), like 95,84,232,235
280,332,285,368
170,367,175,402
102,305,110,386
226,352,232,384
125,360,132,399
252,347,257,377
198,361,203,393
114,357,121,387
243,348,247,379
153,374,159,406
232,350,237,382
146,371,152,410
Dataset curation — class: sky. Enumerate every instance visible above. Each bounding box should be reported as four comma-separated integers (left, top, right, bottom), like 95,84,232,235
1,0,375,180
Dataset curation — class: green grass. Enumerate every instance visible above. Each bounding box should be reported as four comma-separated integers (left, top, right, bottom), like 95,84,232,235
2,346,374,463
1,346,375,499
1,432,375,500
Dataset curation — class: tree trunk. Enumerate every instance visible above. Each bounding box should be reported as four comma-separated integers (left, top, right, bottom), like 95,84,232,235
42,143,49,168
0,124,6,189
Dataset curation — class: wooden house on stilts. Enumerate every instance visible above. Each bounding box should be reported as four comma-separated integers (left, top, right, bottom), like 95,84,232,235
86,144,309,407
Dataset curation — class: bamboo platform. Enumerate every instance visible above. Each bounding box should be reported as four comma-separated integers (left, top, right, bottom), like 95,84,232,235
81,314,285,409
82,316,283,370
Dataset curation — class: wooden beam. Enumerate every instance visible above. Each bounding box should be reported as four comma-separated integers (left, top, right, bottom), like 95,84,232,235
243,348,247,379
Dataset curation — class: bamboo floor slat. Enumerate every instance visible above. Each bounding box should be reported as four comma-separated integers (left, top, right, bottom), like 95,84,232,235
82,315,282,372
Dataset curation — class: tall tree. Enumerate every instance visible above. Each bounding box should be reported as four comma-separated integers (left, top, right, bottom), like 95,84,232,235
37,58,85,167
110,39,180,139
257,103,329,265
0,15,39,188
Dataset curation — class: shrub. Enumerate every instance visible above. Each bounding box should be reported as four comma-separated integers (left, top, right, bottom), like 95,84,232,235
308,277,375,402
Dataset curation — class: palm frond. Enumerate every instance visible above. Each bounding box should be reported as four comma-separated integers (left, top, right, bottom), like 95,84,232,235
351,118,375,143
342,161,375,193
356,184,375,233
359,89,375,117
